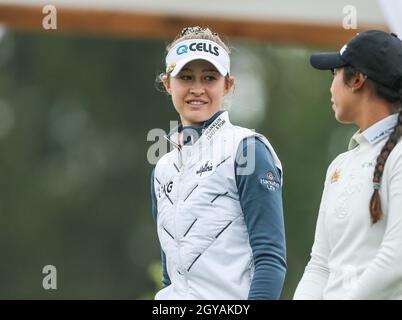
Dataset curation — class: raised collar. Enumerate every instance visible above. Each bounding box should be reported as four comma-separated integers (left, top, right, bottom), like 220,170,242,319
348,113,399,150
164,111,229,149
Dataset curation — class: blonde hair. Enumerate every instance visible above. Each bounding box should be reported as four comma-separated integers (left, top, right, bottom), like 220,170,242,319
156,26,233,94
166,26,230,55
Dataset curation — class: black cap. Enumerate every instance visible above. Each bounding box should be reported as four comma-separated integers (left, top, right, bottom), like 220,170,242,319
310,30,402,89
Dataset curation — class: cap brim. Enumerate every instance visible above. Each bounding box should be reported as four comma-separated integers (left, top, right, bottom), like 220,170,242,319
310,52,346,70
170,55,228,77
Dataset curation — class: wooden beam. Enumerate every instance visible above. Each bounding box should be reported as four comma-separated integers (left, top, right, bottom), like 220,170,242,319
0,4,388,47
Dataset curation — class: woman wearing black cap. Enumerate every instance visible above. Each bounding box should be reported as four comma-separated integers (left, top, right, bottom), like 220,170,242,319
294,30,402,299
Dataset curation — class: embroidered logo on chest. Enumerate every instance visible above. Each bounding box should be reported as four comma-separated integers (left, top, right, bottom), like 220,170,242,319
361,161,375,168
195,160,215,178
333,174,364,219
331,168,341,183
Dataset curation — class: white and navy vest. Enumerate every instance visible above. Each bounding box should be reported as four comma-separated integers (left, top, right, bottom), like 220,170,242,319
153,111,282,299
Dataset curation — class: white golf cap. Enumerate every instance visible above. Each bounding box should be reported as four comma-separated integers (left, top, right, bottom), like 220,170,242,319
165,39,230,77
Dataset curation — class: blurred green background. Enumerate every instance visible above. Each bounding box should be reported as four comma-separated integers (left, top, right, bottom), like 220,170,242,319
0,30,357,299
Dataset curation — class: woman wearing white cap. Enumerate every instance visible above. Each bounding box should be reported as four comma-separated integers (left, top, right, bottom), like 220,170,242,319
150,26,286,299
294,30,402,299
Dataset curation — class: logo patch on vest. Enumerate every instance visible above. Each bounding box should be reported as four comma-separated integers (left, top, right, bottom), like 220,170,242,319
259,171,279,192
203,118,226,141
166,181,173,193
195,160,214,178
158,180,173,198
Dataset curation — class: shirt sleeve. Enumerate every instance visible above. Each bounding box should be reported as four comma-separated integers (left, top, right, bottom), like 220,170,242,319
292,155,348,300
343,148,402,299
235,137,287,300
293,186,331,299
151,169,171,288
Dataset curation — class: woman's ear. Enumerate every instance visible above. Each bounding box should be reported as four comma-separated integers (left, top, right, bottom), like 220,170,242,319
224,76,235,96
351,72,368,91
162,74,171,95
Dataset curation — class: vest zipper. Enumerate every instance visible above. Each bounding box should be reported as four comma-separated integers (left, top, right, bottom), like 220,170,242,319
174,148,189,292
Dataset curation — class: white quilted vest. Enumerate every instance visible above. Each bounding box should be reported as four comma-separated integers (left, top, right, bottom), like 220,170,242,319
153,111,282,299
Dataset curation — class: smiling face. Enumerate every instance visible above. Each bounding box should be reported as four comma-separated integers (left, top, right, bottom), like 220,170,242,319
162,59,234,126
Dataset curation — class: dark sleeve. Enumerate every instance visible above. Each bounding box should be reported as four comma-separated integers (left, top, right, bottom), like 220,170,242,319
235,137,287,300
151,169,171,288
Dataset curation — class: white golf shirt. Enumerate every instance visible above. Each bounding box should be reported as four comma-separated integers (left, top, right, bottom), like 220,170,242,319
294,113,402,299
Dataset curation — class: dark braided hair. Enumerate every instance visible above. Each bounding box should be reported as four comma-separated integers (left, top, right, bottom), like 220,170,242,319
370,107,402,223
343,66,402,224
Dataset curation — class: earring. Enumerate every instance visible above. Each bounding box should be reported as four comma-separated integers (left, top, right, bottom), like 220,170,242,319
352,87,356,93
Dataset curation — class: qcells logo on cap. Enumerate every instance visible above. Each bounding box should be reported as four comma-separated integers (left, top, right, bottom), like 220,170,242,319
176,42,220,57
177,45,188,55
189,42,219,56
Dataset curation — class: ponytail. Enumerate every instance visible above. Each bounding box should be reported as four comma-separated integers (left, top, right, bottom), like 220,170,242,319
369,87,402,223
